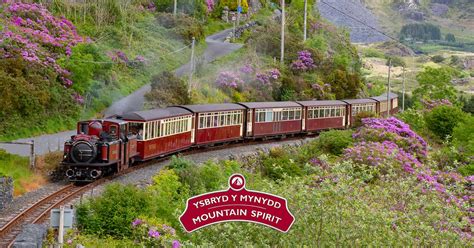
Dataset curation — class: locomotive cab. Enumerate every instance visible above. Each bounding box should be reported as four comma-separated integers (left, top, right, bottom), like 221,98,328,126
62,119,138,182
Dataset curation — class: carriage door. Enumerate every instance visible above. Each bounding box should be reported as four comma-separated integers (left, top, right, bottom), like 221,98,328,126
272,108,281,133
120,124,129,169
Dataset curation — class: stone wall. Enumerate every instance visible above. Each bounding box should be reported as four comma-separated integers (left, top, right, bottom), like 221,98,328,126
0,177,13,210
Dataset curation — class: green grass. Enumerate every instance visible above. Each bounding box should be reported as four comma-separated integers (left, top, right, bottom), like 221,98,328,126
0,150,45,196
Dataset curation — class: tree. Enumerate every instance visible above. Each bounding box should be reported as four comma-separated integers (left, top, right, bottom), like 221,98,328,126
413,67,457,103
145,72,191,108
445,33,456,43
425,105,466,140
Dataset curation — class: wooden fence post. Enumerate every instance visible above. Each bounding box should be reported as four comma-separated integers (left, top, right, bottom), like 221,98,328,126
30,140,35,171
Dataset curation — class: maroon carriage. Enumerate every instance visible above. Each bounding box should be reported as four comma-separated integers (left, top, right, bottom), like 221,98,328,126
239,102,303,138
178,104,246,146
371,92,399,117
297,100,348,132
342,99,378,126
118,107,193,160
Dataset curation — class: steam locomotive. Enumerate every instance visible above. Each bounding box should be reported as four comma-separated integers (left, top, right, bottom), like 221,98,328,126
62,93,398,182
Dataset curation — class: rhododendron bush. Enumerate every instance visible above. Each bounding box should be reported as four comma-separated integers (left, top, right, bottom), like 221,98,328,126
345,117,472,239
215,65,281,101
1,2,85,90
353,117,428,160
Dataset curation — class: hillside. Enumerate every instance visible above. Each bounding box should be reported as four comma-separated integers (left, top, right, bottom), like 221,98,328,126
0,1,194,141
317,0,388,43
363,0,474,52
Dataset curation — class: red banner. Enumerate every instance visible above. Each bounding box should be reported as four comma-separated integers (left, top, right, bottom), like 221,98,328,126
179,174,295,232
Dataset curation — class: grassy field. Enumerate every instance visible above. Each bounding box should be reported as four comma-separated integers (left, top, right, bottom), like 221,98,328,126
358,44,474,95
0,150,46,196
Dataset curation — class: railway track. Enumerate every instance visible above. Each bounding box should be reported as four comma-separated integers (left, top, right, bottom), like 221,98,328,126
0,135,314,247
0,183,93,247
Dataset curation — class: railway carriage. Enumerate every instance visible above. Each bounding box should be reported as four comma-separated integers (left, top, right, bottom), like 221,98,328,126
342,99,378,126
178,104,246,146
297,100,347,132
118,107,194,160
62,93,400,183
371,93,399,116
239,102,303,138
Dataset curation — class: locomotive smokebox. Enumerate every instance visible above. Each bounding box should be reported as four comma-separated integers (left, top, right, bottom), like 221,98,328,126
71,140,97,164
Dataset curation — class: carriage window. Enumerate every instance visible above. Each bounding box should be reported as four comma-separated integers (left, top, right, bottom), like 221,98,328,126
288,110,294,120
129,122,144,139
295,110,301,119
265,111,273,122
330,108,335,117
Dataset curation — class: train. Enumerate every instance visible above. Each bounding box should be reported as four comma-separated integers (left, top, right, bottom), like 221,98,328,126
61,93,398,182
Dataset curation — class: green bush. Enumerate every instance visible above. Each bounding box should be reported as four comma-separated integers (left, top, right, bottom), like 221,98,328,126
431,55,445,63
145,71,192,108
452,115,474,156
148,169,189,227
76,183,154,237
397,108,425,133
363,48,384,58
156,13,204,41
260,147,304,180
424,105,466,140
316,130,354,155
385,55,406,67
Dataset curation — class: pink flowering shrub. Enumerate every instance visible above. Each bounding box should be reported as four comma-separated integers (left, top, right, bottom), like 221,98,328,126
344,141,421,180
353,117,428,160
216,71,244,89
215,67,281,100
131,218,181,247
291,50,316,72
1,2,85,87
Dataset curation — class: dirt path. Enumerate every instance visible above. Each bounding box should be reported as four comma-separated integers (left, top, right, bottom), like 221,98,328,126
0,29,243,157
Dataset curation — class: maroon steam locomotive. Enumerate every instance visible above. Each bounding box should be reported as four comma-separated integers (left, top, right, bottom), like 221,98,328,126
61,93,398,182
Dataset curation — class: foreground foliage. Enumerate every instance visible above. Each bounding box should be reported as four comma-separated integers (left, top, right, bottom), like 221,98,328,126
73,117,473,247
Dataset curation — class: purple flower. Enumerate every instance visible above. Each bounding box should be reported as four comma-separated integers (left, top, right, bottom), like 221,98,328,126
131,218,142,227
148,229,160,238
172,240,181,248
240,64,253,74
291,50,316,72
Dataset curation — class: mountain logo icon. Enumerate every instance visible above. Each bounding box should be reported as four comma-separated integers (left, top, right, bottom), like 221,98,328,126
229,174,246,190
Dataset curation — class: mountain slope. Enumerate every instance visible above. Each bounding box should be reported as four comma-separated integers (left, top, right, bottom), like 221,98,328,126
317,0,388,43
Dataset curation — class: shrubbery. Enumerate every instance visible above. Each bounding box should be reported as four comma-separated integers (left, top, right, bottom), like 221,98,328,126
145,72,192,108
157,13,204,41
315,130,353,155
425,105,466,140
76,184,154,237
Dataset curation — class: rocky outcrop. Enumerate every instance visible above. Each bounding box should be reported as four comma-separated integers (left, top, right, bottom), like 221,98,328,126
0,177,13,210
317,0,388,43
12,224,48,248
397,0,425,21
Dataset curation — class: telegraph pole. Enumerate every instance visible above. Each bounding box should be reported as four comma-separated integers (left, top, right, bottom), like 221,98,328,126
188,37,195,94
402,66,406,112
303,0,308,41
173,0,177,16
280,0,285,64
387,59,392,117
